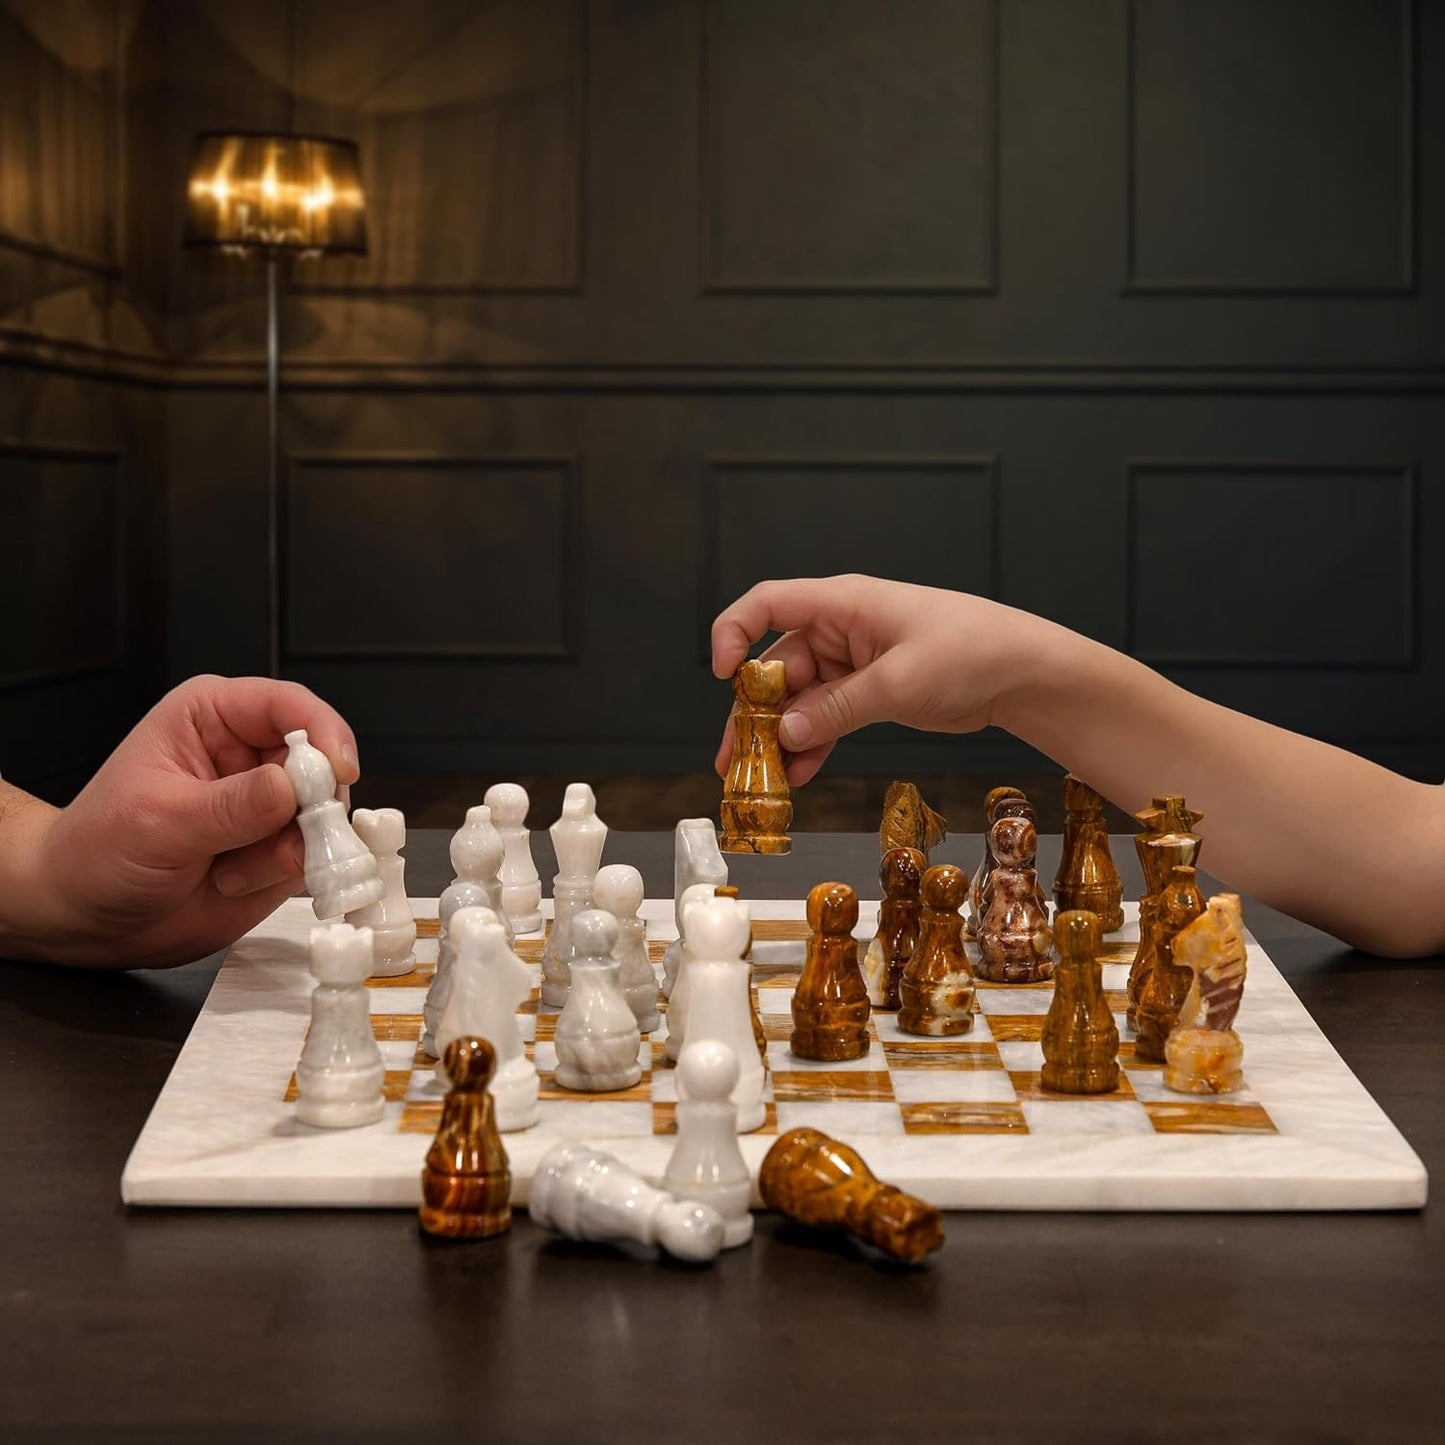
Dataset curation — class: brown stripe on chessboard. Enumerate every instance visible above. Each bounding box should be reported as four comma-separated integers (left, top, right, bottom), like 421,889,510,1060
1097,941,1138,964
283,1069,412,1103
771,1071,895,1103
752,962,802,986
750,919,812,941
513,939,545,963
652,1101,780,1136
533,1011,559,1042
901,1101,1028,1134
366,963,434,988
1117,1041,1162,1069
1104,989,1130,1013
415,918,441,940
399,1100,443,1134
882,1041,1004,1070
987,1015,1047,1043
1144,1100,1277,1134
371,1013,424,1042
647,941,668,964
536,1071,653,1104
974,976,1055,992
1008,1069,1138,1103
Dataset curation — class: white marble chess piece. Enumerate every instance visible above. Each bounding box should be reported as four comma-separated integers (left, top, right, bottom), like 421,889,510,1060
675,898,766,1132
422,886,492,1058
661,818,728,999
592,863,660,1033
664,1040,754,1248
554,909,641,1092
434,907,539,1131
296,923,385,1128
284,730,384,920
529,1143,726,1261
664,882,720,1064
344,807,417,976
484,782,543,933
449,806,513,944
541,783,608,1007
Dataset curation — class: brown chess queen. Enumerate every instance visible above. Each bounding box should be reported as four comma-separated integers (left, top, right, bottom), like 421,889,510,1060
719,659,792,854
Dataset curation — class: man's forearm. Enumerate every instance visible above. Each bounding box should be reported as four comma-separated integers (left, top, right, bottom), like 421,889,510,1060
0,782,65,962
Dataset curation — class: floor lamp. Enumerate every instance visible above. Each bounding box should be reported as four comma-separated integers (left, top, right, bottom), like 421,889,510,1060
183,132,367,677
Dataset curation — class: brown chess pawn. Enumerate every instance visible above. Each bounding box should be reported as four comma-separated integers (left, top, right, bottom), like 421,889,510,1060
791,882,870,1061
720,659,792,854
1053,775,1124,933
716,884,768,1065
1133,864,1206,1063
976,816,1055,984
965,786,1027,937
1041,910,1120,1093
897,863,975,1036
863,846,925,1010
1127,831,1201,1030
879,781,946,861
419,1036,512,1240
758,1127,944,1264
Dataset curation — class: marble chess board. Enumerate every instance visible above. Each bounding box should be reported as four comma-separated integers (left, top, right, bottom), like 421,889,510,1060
121,897,1428,1211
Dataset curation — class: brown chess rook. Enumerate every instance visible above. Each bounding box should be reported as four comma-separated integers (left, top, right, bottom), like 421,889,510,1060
1127,830,1202,1030
865,846,926,1010
1053,775,1124,933
976,816,1055,984
1041,910,1120,1094
879,781,946,861
720,658,792,854
716,883,769,1064
758,1127,944,1264
966,786,1028,937
419,1036,512,1239
897,863,975,1036
791,882,871,1062
1133,864,1206,1063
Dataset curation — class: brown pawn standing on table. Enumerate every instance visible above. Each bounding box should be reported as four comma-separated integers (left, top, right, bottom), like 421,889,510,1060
791,881,870,1061
1133,863,1206,1063
976,816,1055,984
897,863,975,1036
1053,775,1124,933
719,658,792,855
1041,910,1120,1093
863,846,926,1010
419,1036,512,1240
1128,830,1201,1030
966,786,1027,937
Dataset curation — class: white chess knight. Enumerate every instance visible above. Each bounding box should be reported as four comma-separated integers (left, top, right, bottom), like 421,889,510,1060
664,1039,754,1248
345,807,417,976
433,907,539,1131
528,1143,726,1262
484,782,543,934
284,730,385,920
296,923,385,1129
591,863,660,1033
664,882,721,1064
541,783,608,1007
661,819,727,999
422,886,492,1058
450,805,513,944
554,909,641,1092
675,898,766,1132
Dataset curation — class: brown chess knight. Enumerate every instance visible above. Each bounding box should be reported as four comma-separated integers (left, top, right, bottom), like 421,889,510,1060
1163,893,1249,1094
720,659,792,854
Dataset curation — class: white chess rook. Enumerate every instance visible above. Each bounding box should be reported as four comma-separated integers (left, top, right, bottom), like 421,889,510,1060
664,1040,754,1248
554,910,641,1092
345,807,417,976
541,783,608,1007
295,923,385,1129
661,818,727,999
284,730,384,921
484,782,543,934
664,882,720,1064
592,863,661,1033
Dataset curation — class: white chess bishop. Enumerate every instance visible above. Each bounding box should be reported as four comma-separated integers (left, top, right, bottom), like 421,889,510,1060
591,863,660,1033
661,818,727,999
295,923,385,1129
484,782,543,934
528,1143,726,1262
284,730,385,920
553,909,641,1092
449,805,513,944
675,898,766,1132
345,807,416,976
433,907,539,1131
422,880,492,1057
541,783,608,1007
664,882,721,1064
664,1040,753,1248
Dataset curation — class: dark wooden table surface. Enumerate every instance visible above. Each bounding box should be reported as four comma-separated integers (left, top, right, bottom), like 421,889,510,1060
1,831,1440,1443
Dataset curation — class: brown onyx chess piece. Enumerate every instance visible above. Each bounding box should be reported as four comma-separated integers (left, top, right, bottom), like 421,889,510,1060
716,884,768,1065
863,846,925,1010
879,781,946,862
791,882,870,1061
897,863,975,1036
966,786,1028,937
1053,775,1124,933
419,1036,512,1239
1133,863,1206,1063
1127,831,1201,1030
1164,893,1248,1094
720,659,792,854
1041,910,1119,1093
758,1127,944,1264
976,816,1055,984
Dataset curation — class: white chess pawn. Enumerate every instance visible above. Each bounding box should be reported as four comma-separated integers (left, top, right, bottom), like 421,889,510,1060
484,782,543,933
450,806,512,944
296,923,385,1128
345,808,417,976
665,1040,753,1248
661,818,728,999
541,783,608,1007
422,887,492,1057
664,882,720,1063
592,863,660,1033
554,909,641,1092
676,898,766,1132
528,1143,725,1262
284,730,384,920
434,908,539,1131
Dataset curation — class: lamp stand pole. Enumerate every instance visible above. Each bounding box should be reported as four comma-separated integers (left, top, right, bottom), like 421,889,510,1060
265,249,281,678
